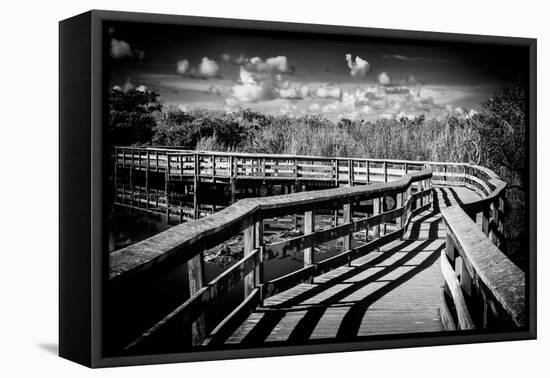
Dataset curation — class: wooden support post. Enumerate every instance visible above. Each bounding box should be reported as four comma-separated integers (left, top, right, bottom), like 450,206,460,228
455,256,473,298
342,203,352,253
419,180,424,207
211,154,216,181
243,224,256,298
348,159,355,186
155,151,159,172
194,154,200,220
255,221,264,289
445,233,456,263
497,196,505,247
383,161,388,182
404,162,408,175
334,159,339,187
165,168,169,224
373,197,381,243
303,210,315,282
482,207,490,235
397,191,405,232
114,156,118,199
145,168,149,210
366,160,370,184
187,252,206,346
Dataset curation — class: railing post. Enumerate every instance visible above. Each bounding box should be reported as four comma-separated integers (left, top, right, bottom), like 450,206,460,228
482,207,490,236
366,160,370,184
243,224,256,298
334,159,339,187
229,155,236,204
187,252,206,346
445,233,456,263
419,179,424,207
348,160,354,186
497,195,505,247
398,191,405,233
304,210,315,282
145,152,150,210
255,220,264,299
383,161,388,182
165,158,170,223
211,154,216,181
194,154,200,219
342,203,352,253
373,196,381,245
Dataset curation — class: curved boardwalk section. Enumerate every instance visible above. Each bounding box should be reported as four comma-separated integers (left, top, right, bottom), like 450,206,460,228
221,188,480,345
108,151,525,354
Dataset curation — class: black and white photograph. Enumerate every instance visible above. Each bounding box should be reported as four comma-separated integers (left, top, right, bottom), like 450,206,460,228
104,17,532,358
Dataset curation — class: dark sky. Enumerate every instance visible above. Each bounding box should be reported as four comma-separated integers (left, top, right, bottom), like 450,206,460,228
106,21,529,120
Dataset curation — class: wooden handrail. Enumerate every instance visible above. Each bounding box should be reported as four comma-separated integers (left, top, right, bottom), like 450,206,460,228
441,206,525,329
110,170,432,282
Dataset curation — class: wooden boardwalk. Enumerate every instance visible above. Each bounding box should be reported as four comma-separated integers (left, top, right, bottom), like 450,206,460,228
109,153,524,354
221,187,481,345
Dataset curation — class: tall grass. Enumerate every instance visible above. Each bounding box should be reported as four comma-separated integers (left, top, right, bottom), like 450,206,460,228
153,110,478,164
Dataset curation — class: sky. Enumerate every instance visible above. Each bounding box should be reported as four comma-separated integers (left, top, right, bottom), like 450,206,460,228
106,21,529,121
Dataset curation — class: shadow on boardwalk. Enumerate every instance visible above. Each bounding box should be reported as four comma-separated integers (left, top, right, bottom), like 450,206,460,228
208,189,471,347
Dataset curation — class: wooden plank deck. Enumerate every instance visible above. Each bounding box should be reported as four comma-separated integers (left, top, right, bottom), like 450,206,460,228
216,186,481,346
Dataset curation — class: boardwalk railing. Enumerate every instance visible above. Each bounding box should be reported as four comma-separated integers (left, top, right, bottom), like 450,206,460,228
110,166,433,351
435,164,525,331
114,146,427,184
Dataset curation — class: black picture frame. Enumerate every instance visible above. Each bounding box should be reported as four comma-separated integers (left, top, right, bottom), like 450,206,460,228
59,9,537,368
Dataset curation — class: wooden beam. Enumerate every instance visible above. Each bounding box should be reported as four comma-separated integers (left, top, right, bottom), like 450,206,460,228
187,252,206,346
440,251,475,330
243,224,256,298
342,203,353,253
303,210,315,268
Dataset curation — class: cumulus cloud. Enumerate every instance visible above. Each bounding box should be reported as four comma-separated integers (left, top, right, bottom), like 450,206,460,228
230,66,277,102
110,39,144,59
110,39,132,58
345,54,370,77
313,86,342,100
244,56,294,74
377,72,392,85
198,57,220,78
176,57,220,79
314,82,453,120
225,55,304,104
277,85,310,100
177,59,190,74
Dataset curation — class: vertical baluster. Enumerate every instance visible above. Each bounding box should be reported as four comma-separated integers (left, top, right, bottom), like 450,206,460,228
230,155,236,204
187,252,206,346
165,155,170,223
194,154,200,219
145,151,150,209
397,191,404,234
303,210,315,282
211,154,216,181
342,203,352,255
243,224,256,298
373,196,381,245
